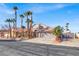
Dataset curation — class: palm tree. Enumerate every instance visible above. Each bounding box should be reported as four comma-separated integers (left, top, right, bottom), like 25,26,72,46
24,11,32,39
22,26,25,38
20,14,24,29
5,19,13,38
20,14,24,38
52,26,63,42
13,6,18,38
29,11,33,38
29,19,33,38
11,18,16,38
25,18,30,38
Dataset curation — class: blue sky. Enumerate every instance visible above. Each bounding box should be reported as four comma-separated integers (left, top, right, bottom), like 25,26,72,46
0,3,79,32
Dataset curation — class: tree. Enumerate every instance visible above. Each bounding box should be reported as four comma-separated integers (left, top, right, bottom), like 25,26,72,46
5,19,13,38
29,12,33,38
24,11,32,39
20,14,24,38
22,26,25,38
29,19,33,38
13,6,18,38
52,26,63,42
20,14,24,28
11,18,16,38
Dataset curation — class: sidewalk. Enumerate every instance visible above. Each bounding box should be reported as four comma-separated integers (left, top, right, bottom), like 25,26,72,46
21,37,79,47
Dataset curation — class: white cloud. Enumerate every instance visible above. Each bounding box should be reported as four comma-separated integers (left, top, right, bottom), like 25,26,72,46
28,4,69,14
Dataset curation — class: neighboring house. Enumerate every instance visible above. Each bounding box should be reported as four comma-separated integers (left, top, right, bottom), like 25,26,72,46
32,23,53,37
62,31,74,41
75,32,79,39
0,30,9,38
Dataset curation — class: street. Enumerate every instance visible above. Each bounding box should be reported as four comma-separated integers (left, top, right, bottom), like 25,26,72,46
0,41,79,56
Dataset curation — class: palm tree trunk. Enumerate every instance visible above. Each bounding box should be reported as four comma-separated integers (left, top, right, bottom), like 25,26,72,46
13,22,15,39
15,10,17,38
27,16,30,39
12,22,14,38
21,18,23,38
29,22,32,39
29,16,32,39
9,23,11,38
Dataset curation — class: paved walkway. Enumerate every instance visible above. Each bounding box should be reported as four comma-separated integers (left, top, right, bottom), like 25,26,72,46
22,37,79,47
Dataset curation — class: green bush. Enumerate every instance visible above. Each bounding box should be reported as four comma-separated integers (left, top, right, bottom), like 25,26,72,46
52,26,63,37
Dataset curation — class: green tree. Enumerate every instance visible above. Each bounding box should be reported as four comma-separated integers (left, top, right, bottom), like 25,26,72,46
22,26,25,38
20,14,24,38
24,11,32,39
13,6,18,38
20,14,24,28
52,26,63,42
11,18,16,38
5,19,13,38
29,19,33,38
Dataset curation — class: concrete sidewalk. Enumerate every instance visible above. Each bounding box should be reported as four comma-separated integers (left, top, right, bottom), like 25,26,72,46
21,38,79,47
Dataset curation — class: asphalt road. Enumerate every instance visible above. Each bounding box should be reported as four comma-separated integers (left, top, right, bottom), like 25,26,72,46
0,40,79,56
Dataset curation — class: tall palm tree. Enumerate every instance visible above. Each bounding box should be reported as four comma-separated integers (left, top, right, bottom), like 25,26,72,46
24,11,32,39
29,14,33,38
13,6,18,38
20,14,24,38
5,19,13,38
29,20,33,38
25,18,30,38
22,26,25,38
11,18,16,28
11,18,16,38
20,14,24,29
